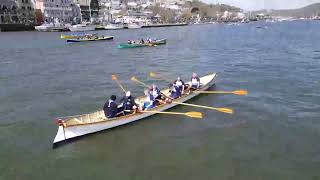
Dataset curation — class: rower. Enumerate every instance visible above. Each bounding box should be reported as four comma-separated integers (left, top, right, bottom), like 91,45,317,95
151,84,162,100
169,83,181,99
190,73,201,90
121,91,137,115
103,95,120,119
128,40,132,44
139,38,145,44
142,89,155,110
173,76,185,93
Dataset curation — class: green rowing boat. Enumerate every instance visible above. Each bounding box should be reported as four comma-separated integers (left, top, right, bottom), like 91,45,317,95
118,39,167,49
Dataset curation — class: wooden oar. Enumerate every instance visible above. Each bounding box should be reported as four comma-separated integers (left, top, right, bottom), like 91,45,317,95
171,101,233,114
195,90,248,96
111,74,126,93
132,110,203,119
149,72,171,83
131,76,149,88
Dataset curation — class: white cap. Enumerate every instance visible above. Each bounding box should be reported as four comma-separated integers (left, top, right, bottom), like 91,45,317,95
126,91,131,97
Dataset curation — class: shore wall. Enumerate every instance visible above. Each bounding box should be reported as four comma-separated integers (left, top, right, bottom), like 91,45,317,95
0,24,35,32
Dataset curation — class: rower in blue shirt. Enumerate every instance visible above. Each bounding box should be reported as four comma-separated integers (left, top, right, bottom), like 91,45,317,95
173,76,185,93
143,89,155,110
170,83,182,99
151,84,162,100
121,91,137,115
103,95,119,118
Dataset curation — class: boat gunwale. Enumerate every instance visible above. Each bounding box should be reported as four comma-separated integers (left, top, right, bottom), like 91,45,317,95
61,73,216,128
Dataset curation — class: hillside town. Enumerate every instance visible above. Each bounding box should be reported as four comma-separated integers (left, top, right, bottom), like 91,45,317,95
1,0,320,31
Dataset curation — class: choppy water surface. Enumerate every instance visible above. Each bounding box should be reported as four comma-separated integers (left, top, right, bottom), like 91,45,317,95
0,21,320,180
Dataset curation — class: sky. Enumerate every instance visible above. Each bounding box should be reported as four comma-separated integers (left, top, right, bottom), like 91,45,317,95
202,0,320,10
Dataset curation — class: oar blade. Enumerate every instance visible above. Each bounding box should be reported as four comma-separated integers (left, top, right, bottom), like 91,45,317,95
131,76,138,82
216,108,234,114
111,74,118,80
149,72,156,77
185,112,203,119
233,90,248,95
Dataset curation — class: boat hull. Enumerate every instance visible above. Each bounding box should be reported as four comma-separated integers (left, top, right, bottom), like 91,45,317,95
69,26,96,32
104,24,124,30
35,26,67,32
118,39,166,49
66,36,114,43
53,73,216,146
127,24,142,29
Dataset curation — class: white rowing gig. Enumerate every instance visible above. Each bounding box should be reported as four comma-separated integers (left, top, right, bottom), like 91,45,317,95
53,73,217,146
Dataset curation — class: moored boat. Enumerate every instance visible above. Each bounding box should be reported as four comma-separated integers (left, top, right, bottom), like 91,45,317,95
66,36,114,43
35,23,70,32
127,22,142,29
53,73,217,146
117,39,166,49
104,23,124,30
69,23,96,32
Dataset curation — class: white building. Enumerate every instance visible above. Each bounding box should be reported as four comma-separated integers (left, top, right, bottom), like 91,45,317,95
38,0,80,23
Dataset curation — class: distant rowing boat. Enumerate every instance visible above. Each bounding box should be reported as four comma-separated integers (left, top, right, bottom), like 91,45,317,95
117,39,167,49
66,36,114,43
53,73,217,147
60,33,97,39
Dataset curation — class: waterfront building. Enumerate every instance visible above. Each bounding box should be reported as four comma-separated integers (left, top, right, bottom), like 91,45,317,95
98,0,112,22
16,0,36,24
35,0,81,24
0,0,35,24
0,0,19,24
74,0,99,22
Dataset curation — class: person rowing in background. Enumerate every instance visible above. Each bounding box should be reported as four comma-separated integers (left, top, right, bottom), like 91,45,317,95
120,91,137,115
103,95,121,119
128,40,132,44
173,76,185,94
190,73,201,90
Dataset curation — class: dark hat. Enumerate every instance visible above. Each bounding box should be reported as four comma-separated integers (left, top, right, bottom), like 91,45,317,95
110,95,116,101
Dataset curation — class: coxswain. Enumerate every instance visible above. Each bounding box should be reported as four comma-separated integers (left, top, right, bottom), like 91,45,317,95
169,83,181,99
121,91,137,115
103,95,119,119
142,89,155,110
173,76,185,93
190,73,201,90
